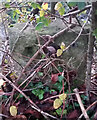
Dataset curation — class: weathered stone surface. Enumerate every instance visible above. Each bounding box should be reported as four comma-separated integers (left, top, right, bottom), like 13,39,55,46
8,18,89,83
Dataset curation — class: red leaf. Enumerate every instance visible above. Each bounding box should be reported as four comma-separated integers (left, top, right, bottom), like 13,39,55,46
51,74,58,84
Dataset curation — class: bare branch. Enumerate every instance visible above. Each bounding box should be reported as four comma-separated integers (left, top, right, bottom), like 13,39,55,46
73,88,90,120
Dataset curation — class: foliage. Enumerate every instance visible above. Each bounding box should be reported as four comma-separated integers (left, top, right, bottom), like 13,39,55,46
1,1,96,120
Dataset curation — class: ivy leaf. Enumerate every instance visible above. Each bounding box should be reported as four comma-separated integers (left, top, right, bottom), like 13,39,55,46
53,98,62,109
58,75,64,82
60,42,66,51
10,106,17,116
38,90,44,99
40,10,44,17
56,49,63,57
59,7,65,16
54,2,62,10
59,93,67,101
42,3,48,10
35,22,44,30
56,108,67,115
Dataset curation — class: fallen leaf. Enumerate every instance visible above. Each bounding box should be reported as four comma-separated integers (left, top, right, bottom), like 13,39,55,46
53,98,62,109
59,93,67,101
56,49,63,57
10,106,17,116
60,42,66,51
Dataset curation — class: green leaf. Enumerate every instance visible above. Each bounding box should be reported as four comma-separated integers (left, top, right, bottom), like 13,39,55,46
59,7,65,16
68,2,77,7
5,3,10,8
35,22,44,30
45,86,49,92
54,82,62,91
50,89,56,94
58,66,63,72
19,94,24,98
15,9,21,14
77,2,86,10
93,28,97,38
58,75,64,82
56,108,67,115
42,18,49,26
41,54,46,59
13,11,16,18
38,90,44,99
32,89,44,100
31,3,41,9
38,72,43,76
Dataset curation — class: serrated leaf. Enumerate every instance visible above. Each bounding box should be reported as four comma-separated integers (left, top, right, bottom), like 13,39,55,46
42,3,48,10
59,7,65,16
54,2,63,11
60,42,66,51
53,98,62,109
0,79,5,88
40,10,44,17
10,106,17,116
35,22,44,30
59,93,67,101
56,49,63,57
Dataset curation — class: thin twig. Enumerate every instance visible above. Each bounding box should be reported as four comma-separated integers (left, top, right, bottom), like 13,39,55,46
73,88,90,120
0,73,58,120
78,100,97,119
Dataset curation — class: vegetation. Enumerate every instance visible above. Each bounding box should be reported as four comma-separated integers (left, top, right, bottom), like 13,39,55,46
0,1,97,120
